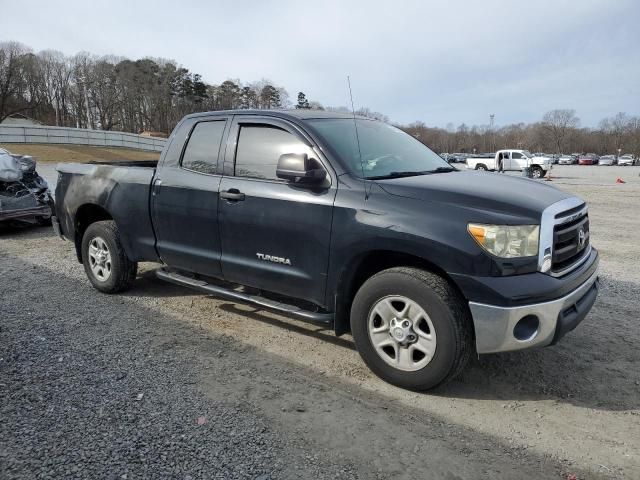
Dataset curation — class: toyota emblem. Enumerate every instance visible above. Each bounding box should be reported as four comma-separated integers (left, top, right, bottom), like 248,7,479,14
578,228,586,248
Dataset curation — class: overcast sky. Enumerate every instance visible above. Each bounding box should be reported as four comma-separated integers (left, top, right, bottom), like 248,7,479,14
2,0,638,127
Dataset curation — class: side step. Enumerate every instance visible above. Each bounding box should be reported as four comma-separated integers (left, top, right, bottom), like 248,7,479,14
156,268,334,324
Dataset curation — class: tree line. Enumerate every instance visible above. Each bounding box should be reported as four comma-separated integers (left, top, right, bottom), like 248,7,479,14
1,40,638,155
402,110,640,156
0,41,311,134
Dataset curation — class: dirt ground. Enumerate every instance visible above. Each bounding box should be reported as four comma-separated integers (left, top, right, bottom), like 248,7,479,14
0,143,159,163
1,165,639,479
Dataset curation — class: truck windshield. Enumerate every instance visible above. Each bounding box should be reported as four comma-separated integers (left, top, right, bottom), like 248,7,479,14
306,118,453,179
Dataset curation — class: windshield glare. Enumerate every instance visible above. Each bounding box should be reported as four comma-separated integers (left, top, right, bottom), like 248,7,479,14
306,119,451,178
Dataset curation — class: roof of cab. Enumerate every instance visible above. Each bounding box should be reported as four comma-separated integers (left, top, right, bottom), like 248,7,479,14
182,109,371,122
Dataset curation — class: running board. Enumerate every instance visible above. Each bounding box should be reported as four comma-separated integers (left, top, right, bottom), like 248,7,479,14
156,268,334,324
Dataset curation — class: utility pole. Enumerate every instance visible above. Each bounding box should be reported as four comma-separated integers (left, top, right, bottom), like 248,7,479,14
489,114,495,152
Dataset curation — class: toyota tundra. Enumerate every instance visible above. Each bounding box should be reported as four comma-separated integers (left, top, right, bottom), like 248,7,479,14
52,109,599,390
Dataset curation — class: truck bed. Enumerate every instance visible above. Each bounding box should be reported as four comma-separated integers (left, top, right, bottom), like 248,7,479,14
86,160,159,168
55,161,159,263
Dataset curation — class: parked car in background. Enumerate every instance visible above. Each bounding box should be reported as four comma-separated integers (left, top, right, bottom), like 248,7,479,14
598,155,616,166
0,148,54,225
558,155,577,165
618,154,635,166
578,154,599,165
448,153,468,164
466,149,553,178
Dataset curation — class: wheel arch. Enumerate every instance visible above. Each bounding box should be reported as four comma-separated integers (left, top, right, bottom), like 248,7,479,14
73,204,113,263
333,249,469,336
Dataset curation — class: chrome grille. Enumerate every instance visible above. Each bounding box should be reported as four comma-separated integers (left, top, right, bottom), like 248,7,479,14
551,207,590,275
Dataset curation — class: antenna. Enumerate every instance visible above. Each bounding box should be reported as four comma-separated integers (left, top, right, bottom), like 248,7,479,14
347,76,367,200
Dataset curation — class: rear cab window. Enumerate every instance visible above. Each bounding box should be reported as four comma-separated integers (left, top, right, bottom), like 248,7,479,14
181,121,226,175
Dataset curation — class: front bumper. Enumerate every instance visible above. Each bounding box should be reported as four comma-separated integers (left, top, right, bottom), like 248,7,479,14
469,268,599,354
0,205,51,222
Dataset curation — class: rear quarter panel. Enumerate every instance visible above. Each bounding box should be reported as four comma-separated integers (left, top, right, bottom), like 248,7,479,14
55,163,158,261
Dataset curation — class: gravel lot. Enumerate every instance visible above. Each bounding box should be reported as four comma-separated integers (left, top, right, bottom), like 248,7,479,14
1,165,639,479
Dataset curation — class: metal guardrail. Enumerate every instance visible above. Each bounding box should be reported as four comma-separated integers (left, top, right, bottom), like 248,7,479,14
0,125,167,152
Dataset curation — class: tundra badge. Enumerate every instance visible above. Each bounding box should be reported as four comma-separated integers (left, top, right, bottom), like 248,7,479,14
256,253,292,265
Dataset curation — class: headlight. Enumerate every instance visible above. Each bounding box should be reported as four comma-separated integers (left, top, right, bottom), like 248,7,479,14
468,224,539,258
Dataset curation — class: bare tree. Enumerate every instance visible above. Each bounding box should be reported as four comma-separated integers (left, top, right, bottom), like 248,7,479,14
541,109,580,154
0,42,40,123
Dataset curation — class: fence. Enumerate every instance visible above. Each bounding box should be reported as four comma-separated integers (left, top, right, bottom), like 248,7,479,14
0,125,167,152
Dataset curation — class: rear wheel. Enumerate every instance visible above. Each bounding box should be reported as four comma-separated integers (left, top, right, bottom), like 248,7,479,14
475,164,488,171
350,267,473,391
81,220,137,293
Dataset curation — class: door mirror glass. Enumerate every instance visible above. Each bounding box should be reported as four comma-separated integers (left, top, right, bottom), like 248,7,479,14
276,153,325,183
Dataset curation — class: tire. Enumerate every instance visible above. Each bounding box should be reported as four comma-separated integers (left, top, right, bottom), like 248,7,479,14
531,166,543,178
475,164,488,171
350,267,473,391
81,220,137,293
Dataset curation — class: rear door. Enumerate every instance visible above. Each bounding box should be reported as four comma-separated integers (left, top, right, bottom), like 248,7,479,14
217,116,337,307
152,116,229,276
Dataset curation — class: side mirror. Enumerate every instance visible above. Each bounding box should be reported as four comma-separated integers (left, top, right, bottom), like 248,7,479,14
276,153,325,183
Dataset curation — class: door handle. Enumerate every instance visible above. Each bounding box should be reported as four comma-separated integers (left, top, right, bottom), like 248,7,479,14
220,189,246,201
152,178,162,196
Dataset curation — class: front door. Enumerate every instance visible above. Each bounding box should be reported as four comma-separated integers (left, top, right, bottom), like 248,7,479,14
152,117,228,276
510,151,526,170
217,116,337,307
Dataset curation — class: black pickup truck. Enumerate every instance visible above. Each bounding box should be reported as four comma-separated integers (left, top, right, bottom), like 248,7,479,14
53,109,599,390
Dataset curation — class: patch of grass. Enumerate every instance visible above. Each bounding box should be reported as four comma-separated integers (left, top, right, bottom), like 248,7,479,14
0,144,160,163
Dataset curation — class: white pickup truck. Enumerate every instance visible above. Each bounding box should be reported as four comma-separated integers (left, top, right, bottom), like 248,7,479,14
466,150,553,178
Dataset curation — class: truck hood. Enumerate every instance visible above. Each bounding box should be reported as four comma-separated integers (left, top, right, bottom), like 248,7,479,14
532,155,553,165
375,170,573,220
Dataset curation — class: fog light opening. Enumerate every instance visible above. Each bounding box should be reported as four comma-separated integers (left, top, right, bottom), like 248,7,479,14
513,315,540,342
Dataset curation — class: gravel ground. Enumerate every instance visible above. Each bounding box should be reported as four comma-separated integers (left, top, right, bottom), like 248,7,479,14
1,165,639,479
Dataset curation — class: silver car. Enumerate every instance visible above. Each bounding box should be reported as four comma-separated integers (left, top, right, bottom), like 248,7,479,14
598,155,616,166
558,155,577,165
618,154,635,166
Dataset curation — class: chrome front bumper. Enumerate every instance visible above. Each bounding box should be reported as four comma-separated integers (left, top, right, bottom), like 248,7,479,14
469,269,599,354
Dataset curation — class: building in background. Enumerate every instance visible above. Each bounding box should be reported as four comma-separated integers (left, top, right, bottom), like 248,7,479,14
0,113,44,126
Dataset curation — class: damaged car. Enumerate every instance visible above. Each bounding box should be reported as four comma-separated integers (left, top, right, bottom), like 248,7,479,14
0,148,54,226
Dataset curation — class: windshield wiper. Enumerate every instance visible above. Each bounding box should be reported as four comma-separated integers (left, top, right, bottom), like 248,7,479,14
367,171,430,180
367,167,456,180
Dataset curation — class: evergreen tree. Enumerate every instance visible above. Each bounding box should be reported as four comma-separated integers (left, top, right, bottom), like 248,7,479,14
296,91,310,109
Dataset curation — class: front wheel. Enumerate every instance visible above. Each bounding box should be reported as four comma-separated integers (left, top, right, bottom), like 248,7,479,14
350,267,473,391
81,220,137,293
531,166,545,178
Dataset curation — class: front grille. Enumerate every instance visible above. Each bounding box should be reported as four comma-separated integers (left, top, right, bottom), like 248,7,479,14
552,210,590,273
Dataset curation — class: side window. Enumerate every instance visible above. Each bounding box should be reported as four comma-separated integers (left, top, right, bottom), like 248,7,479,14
234,124,313,181
181,121,225,175
511,152,522,159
